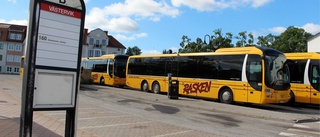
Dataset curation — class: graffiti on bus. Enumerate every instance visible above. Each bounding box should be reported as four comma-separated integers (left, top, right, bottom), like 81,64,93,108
183,81,211,94
92,74,98,80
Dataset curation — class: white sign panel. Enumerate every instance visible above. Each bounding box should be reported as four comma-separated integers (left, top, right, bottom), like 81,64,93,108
33,69,76,108
36,2,81,69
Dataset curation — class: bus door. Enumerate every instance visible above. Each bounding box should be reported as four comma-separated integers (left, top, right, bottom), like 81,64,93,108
309,60,320,104
288,60,309,103
164,60,178,92
104,58,114,85
246,55,262,104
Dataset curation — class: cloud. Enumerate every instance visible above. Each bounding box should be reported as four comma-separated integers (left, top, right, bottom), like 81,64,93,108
268,26,287,34
0,19,28,26
141,49,161,55
301,23,320,35
268,23,320,35
171,0,272,11
85,0,180,33
114,33,148,41
7,0,17,3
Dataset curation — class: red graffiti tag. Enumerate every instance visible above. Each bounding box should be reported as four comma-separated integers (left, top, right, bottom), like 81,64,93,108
183,81,211,94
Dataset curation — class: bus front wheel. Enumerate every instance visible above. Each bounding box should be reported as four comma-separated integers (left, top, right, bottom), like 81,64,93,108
220,88,233,104
152,82,160,94
141,81,149,92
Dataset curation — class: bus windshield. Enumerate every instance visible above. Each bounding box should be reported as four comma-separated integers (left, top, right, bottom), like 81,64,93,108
114,56,129,78
265,53,290,90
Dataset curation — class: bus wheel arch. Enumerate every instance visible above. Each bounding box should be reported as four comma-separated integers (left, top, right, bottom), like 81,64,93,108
288,90,295,105
152,81,161,94
100,77,105,85
141,80,149,92
219,87,234,104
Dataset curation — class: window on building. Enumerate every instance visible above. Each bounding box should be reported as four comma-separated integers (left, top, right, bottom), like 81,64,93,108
15,44,22,51
16,34,22,40
102,39,107,46
0,66,1,72
0,54,2,61
94,50,101,57
14,56,20,62
10,33,16,39
88,50,93,57
95,40,100,45
7,67,12,72
8,44,14,51
89,38,94,45
14,67,19,73
0,43,3,50
7,55,13,62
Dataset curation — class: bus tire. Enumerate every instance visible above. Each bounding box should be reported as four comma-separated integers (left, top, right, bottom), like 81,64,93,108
287,91,295,106
152,81,160,94
141,81,149,92
220,88,233,104
100,77,105,85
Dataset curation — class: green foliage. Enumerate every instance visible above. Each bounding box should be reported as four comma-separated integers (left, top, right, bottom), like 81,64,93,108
126,46,142,55
179,29,234,53
270,26,312,53
179,26,313,53
163,49,173,54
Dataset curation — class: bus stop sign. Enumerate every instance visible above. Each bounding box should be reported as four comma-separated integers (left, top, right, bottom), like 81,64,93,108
20,0,85,137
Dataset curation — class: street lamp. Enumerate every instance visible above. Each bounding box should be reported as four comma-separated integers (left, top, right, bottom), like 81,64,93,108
203,34,218,52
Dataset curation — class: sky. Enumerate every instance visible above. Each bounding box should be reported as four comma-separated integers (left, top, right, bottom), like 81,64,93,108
1,0,320,54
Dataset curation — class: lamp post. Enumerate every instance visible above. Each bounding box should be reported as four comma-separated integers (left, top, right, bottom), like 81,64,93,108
203,34,218,52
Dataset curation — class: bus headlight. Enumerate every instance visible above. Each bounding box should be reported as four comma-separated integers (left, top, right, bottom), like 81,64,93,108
265,89,272,98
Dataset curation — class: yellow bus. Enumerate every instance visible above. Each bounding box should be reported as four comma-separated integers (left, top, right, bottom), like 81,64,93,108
81,54,129,87
285,52,320,105
20,56,25,77
126,46,291,104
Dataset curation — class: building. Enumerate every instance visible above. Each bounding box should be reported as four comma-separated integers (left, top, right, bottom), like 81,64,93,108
0,23,27,74
0,23,126,74
82,28,126,58
308,32,320,52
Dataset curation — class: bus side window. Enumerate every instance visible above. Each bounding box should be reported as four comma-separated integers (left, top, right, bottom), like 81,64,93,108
311,65,319,84
310,59,320,91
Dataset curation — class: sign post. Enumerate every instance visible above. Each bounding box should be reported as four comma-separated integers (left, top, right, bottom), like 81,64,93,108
20,0,85,137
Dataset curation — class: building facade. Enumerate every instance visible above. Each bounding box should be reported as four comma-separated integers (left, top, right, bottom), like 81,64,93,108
0,23,27,74
0,23,126,74
308,32,320,52
82,28,126,58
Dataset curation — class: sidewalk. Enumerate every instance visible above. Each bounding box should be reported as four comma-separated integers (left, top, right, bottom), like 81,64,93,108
0,87,98,137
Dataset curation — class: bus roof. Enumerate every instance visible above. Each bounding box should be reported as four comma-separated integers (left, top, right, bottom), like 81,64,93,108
284,52,320,60
129,46,279,58
85,54,128,60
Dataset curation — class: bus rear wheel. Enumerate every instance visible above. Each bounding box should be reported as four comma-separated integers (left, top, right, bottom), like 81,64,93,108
220,88,233,104
100,77,105,85
152,82,160,94
141,81,149,92
287,91,295,106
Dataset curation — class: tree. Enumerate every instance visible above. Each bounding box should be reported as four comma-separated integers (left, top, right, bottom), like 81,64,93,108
162,49,173,54
126,46,142,56
179,29,235,53
178,35,207,53
270,26,312,53
257,33,275,48
212,29,234,49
